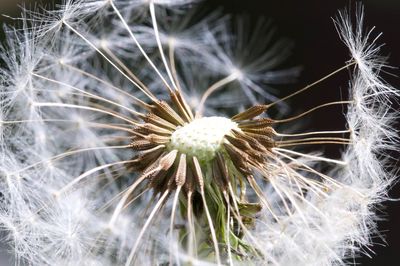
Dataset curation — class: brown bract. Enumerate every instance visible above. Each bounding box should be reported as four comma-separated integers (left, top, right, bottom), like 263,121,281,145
128,90,275,200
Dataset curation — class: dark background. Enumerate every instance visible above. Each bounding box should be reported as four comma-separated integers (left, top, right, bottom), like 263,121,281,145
1,0,399,265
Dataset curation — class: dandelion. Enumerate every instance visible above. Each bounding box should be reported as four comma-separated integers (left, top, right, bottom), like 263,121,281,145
0,1,398,266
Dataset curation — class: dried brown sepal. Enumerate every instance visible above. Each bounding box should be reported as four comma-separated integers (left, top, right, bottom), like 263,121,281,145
191,156,205,192
170,91,193,123
241,127,275,136
143,113,177,131
244,132,276,149
224,135,254,154
151,100,185,126
135,123,173,136
129,147,165,172
183,166,196,195
159,150,179,170
141,154,166,176
145,134,171,144
175,154,187,186
223,142,252,176
133,98,153,111
148,150,179,193
141,162,166,181
231,129,268,153
231,105,268,122
131,139,157,151
238,118,274,129
224,136,265,165
174,90,194,120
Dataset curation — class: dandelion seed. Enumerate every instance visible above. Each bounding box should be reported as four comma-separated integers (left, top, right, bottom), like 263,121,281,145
0,1,398,266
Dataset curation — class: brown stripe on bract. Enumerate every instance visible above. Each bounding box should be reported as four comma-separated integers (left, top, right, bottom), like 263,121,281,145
150,100,186,126
143,113,177,131
175,154,187,187
131,139,158,151
145,134,171,144
241,127,275,137
242,132,275,148
225,135,254,154
147,151,178,193
237,118,273,129
231,129,268,153
191,156,205,192
174,90,194,121
134,123,173,136
129,146,165,172
170,91,193,123
183,164,196,195
224,142,252,176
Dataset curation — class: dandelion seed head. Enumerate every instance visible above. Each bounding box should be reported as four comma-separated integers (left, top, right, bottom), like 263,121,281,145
0,1,397,265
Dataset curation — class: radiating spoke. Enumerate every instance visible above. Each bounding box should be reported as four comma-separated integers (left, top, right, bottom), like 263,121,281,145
273,147,348,165
110,1,172,92
62,20,156,101
266,61,356,108
32,72,142,117
12,145,131,175
62,63,151,107
149,2,178,91
196,73,239,117
33,102,138,125
272,100,354,123
55,159,137,196
125,190,170,266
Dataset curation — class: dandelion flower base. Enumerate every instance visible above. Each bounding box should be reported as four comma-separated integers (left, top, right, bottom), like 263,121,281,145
169,117,238,162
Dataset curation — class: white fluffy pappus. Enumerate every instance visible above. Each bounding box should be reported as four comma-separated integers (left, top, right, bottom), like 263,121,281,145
0,1,398,266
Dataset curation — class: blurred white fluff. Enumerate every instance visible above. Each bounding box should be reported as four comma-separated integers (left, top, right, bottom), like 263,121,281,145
0,1,397,266
253,6,398,266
